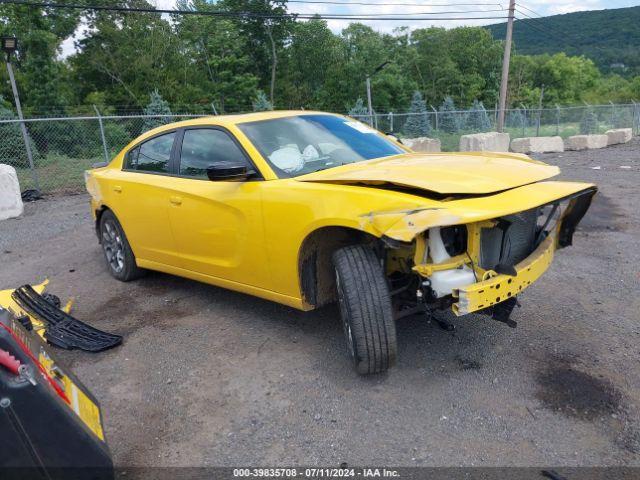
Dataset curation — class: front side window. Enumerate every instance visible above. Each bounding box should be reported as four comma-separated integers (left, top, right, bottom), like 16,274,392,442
179,129,250,178
127,132,176,173
238,114,404,177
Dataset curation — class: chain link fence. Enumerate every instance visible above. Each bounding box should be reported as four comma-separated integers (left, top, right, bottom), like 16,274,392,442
2,103,639,195
353,103,640,152
1,113,208,194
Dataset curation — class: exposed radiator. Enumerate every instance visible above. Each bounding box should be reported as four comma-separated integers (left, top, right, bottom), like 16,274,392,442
479,209,538,270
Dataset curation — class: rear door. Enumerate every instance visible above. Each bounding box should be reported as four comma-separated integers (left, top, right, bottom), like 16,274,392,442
166,127,270,288
107,130,182,267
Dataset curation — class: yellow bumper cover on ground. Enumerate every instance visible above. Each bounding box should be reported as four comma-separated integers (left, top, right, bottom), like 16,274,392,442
452,235,556,316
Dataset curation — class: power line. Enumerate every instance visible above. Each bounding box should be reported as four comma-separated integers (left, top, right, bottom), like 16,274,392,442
0,0,509,21
287,0,504,6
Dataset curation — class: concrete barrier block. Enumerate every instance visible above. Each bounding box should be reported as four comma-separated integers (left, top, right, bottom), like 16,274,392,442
0,164,24,221
565,134,609,151
401,136,441,153
459,132,510,152
605,128,632,145
510,136,564,154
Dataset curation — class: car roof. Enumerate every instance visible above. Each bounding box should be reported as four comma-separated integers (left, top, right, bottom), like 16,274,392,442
142,110,338,137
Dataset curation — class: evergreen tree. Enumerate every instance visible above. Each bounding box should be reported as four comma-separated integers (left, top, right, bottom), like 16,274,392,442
580,107,598,134
439,96,460,133
143,90,173,131
466,99,492,131
402,91,431,138
252,90,273,111
348,98,369,117
506,108,526,129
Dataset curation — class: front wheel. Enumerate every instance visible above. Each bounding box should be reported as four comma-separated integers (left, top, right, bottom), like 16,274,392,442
333,244,397,375
99,210,145,282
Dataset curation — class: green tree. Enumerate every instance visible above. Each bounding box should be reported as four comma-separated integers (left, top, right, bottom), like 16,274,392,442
173,0,259,113
403,91,431,137
439,96,459,133
348,98,369,117
280,17,341,108
0,99,31,168
466,100,492,131
219,0,294,105
143,90,172,131
0,3,82,113
507,108,526,129
71,1,183,111
252,90,273,111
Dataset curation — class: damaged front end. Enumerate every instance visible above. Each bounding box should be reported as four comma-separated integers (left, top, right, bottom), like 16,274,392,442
366,181,597,323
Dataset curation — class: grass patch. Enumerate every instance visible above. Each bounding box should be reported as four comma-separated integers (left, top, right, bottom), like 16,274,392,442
15,153,103,194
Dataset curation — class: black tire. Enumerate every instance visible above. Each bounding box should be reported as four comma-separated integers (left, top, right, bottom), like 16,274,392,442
99,209,145,282
333,244,397,375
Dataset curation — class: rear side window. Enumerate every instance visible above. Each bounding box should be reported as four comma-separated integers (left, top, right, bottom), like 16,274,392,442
126,132,176,173
179,129,250,178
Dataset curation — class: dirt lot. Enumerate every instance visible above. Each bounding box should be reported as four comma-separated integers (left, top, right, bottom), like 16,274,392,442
1,139,639,467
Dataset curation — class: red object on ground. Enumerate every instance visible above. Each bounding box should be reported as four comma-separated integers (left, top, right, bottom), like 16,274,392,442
0,322,70,404
0,347,21,375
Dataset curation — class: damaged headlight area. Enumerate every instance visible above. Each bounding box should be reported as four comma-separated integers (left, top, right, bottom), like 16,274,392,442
385,188,595,328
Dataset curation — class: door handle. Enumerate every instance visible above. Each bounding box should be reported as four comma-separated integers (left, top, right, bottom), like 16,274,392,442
169,196,183,206
113,185,122,193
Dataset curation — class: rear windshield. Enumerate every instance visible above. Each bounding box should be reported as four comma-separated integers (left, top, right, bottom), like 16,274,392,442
238,114,404,177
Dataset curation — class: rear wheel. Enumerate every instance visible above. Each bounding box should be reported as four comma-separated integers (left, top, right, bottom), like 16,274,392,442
333,244,397,375
99,210,145,282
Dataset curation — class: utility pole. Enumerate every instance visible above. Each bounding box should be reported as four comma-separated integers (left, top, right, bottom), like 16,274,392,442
366,76,374,126
366,61,390,127
497,0,516,133
536,84,545,137
2,36,39,191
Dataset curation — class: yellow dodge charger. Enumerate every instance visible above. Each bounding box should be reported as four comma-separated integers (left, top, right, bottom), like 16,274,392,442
85,111,596,374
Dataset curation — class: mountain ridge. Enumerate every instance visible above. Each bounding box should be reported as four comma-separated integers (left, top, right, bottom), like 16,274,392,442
486,5,640,76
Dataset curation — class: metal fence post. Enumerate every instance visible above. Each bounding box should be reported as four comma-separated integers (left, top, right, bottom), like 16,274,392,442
609,101,615,128
388,112,393,133
555,104,560,136
521,104,527,137
430,105,438,131
6,59,39,191
93,105,109,164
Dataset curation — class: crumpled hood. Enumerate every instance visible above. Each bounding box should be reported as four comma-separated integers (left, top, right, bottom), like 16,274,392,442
295,152,560,195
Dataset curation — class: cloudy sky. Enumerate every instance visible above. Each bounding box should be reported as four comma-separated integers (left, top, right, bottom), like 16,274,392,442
60,0,640,57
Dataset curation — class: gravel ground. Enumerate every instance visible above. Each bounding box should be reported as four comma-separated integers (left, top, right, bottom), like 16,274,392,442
1,139,639,467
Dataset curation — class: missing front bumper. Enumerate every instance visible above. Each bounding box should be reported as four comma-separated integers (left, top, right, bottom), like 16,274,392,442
452,234,556,316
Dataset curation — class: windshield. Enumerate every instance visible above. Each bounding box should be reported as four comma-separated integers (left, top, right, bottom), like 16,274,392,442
238,114,404,177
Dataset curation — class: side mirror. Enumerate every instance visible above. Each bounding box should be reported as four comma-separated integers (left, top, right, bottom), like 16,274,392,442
385,133,403,144
206,163,253,182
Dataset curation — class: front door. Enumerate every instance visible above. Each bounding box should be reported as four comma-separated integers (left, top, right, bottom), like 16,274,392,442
166,127,270,288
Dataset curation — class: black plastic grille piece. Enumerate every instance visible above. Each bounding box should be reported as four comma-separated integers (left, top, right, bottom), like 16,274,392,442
11,285,122,352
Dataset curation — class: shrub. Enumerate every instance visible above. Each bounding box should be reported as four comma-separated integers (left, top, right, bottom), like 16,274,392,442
252,90,273,112
403,91,431,138
143,90,173,131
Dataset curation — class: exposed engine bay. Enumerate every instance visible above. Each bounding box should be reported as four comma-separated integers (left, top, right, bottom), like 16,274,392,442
383,190,594,329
